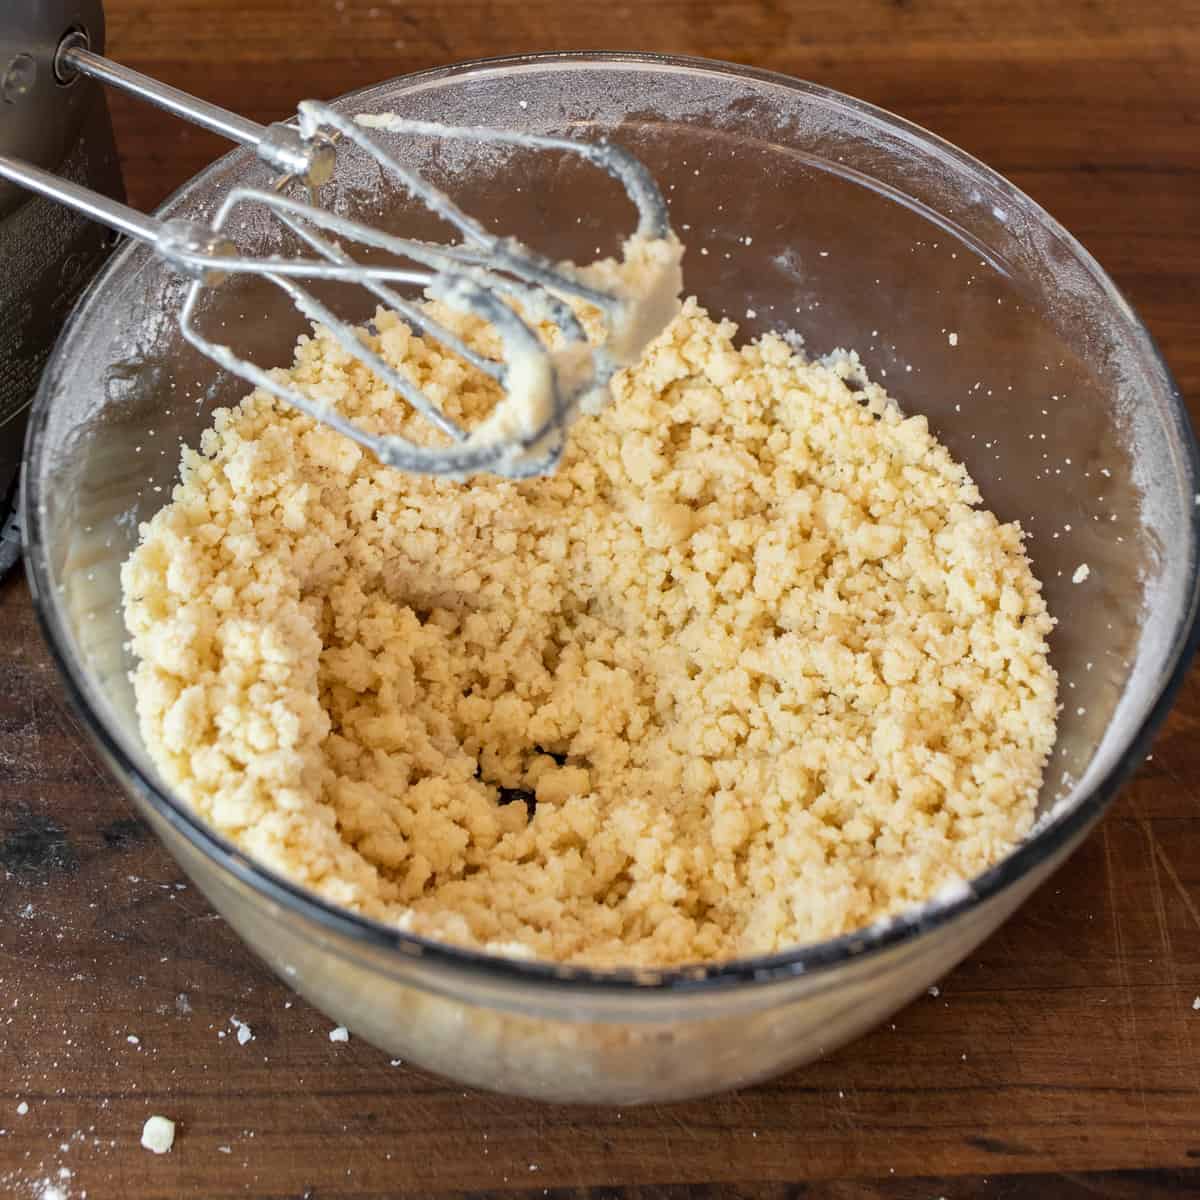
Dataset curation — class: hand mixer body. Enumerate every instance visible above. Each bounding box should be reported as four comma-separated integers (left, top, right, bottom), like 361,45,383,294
0,0,124,574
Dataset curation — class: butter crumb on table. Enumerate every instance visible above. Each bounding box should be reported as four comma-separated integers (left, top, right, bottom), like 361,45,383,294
140,1115,176,1155
121,298,1058,969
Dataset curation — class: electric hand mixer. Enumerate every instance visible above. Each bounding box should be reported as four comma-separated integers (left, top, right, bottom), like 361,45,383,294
0,2,680,573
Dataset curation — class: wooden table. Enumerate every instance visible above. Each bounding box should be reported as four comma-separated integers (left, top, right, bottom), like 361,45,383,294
3,1,1199,1196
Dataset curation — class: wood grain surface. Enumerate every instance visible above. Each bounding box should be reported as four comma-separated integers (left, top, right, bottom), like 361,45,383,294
3,0,1200,1196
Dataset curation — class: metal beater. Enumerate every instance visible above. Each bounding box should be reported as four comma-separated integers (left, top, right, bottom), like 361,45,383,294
0,15,678,482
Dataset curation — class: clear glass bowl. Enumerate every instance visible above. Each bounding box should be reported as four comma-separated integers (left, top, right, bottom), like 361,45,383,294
22,53,1200,1103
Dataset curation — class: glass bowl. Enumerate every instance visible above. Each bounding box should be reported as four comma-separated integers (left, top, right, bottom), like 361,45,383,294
22,52,1200,1104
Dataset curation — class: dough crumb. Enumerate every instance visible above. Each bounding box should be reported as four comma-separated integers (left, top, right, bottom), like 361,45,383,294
141,1115,176,1155
1072,563,1090,584
122,300,1058,968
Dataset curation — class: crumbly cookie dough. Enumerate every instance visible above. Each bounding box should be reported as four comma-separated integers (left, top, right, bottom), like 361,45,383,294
121,299,1058,968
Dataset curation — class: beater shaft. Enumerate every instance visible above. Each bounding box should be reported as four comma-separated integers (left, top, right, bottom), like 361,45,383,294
56,35,334,187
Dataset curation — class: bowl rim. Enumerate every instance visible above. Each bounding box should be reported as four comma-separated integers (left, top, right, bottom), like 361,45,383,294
23,49,1200,996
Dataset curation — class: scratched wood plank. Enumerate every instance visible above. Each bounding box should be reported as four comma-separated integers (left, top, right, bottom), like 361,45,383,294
2,0,1200,1196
